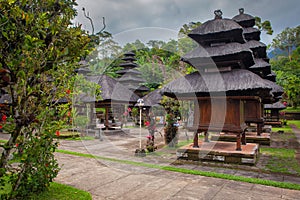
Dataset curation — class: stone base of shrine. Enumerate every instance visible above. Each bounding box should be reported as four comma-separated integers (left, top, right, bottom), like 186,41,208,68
103,128,130,135
210,132,270,145
177,141,259,165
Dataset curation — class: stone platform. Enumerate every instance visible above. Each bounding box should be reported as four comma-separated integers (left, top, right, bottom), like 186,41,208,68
210,132,270,145
177,141,259,165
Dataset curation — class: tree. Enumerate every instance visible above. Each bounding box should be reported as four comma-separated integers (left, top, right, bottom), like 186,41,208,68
178,21,202,38
275,71,300,108
0,0,95,198
254,16,273,35
271,26,300,60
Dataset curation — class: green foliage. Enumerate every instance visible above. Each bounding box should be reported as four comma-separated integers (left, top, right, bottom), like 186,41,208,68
28,182,92,200
160,96,180,146
254,16,273,35
271,43,300,107
178,21,202,37
0,181,92,200
271,26,300,59
0,0,96,198
121,37,196,91
289,120,300,129
271,126,293,133
275,70,300,108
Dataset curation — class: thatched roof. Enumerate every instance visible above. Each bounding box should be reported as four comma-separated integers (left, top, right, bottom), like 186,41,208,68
122,56,136,62
243,40,267,58
250,58,271,69
188,10,245,45
265,71,276,82
264,79,284,97
119,62,139,69
118,75,145,83
139,89,163,107
243,27,261,41
264,101,286,110
123,52,135,57
232,8,255,28
84,75,139,103
182,42,254,69
116,68,141,76
135,85,150,92
75,67,92,75
161,69,272,98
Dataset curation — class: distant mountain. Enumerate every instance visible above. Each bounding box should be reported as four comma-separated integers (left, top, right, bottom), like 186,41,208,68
268,48,285,59
267,46,296,59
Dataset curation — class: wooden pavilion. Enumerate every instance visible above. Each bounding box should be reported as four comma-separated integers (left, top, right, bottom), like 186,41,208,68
77,73,139,130
161,9,276,164
264,102,286,126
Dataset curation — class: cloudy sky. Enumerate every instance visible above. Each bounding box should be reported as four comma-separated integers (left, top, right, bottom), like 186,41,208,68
74,0,299,46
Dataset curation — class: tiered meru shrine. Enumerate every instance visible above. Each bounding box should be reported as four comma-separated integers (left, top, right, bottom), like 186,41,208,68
161,9,283,164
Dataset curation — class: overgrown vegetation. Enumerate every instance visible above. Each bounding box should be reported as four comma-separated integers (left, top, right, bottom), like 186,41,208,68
0,0,99,198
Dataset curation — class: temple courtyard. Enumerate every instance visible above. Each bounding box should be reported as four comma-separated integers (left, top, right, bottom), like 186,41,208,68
51,125,300,199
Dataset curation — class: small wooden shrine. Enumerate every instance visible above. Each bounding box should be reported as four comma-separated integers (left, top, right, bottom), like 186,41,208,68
264,102,286,126
75,67,139,130
161,9,275,164
88,75,139,130
117,52,149,97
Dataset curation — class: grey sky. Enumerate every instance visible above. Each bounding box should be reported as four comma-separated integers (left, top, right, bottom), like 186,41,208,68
74,0,299,46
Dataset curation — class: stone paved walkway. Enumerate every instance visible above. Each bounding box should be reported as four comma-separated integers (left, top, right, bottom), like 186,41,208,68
53,127,300,199
55,153,300,200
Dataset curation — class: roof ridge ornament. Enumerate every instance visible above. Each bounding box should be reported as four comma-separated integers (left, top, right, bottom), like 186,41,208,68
239,8,244,14
214,9,223,19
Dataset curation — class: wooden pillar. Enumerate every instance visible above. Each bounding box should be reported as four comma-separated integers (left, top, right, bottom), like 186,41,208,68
241,130,246,145
105,107,109,130
257,123,263,136
236,133,242,151
204,131,209,142
193,131,199,148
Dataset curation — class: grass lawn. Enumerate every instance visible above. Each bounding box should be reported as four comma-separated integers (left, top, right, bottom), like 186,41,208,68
283,107,300,113
260,147,300,176
0,181,92,200
272,125,293,133
28,182,92,200
289,120,300,129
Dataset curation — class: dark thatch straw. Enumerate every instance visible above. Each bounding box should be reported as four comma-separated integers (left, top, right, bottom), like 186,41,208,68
118,76,145,82
188,18,245,45
232,8,255,28
139,89,163,107
84,75,139,102
243,27,260,41
263,79,284,97
265,71,277,82
182,42,254,69
250,58,271,69
116,69,142,75
161,69,272,97
119,62,139,68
